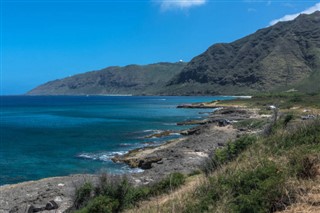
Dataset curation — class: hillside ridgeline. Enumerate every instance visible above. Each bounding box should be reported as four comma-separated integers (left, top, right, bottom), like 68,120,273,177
27,62,186,95
166,11,320,95
28,12,320,96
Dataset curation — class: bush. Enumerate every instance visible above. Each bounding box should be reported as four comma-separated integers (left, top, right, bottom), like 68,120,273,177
273,119,320,150
95,175,149,211
229,162,288,212
74,182,94,209
289,154,320,179
188,170,201,176
188,161,290,213
76,196,119,213
217,135,256,162
201,135,257,175
75,172,186,212
290,95,303,103
150,172,185,195
283,114,294,127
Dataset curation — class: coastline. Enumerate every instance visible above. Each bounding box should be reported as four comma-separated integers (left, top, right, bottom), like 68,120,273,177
115,104,261,183
0,98,265,212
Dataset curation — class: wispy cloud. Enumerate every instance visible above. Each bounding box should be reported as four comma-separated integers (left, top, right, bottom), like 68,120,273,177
158,0,206,11
248,8,257,13
269,2,320,25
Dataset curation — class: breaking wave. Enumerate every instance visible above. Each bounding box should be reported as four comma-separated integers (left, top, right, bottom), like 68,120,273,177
77,151,127,162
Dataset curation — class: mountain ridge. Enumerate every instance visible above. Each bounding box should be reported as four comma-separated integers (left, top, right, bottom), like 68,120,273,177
165,11,320,95
27,62,187,95
28,11,320,96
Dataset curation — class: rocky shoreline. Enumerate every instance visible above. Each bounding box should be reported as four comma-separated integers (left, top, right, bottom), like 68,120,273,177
115,105,260,184
0,101,265,213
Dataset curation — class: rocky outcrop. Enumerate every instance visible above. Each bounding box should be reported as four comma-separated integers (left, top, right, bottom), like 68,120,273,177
0,174,99,213
112,155,162,169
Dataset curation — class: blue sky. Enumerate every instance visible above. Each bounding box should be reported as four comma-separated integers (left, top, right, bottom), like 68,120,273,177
1,0,320,94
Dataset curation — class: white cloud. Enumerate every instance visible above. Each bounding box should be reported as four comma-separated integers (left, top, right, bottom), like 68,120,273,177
269,2,320,25
159,0,206,11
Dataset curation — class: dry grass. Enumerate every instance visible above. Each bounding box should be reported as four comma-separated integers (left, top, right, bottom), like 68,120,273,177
276,174,320,213
124,175,205,213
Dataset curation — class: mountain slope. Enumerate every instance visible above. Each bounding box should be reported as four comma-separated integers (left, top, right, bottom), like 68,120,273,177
27,62,186,95
28,12,320,96
166,11,320,95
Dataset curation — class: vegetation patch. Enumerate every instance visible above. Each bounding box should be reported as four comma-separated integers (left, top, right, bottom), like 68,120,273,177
234,119,268,130
201,135,257,175
149,172,185,195
74,173,186,212
74,182,94,209
189,118,320,213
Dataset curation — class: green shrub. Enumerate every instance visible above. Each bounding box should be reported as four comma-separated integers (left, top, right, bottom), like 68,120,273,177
188,161,290,213
290,95,303,103
188,170,202,176
229,162,288,212
74,182,94,209
201,135,257,175
273,120,320,150
217,135,256,162
151,172,185,195
289,154,320,179
76,196,119,213
95,175,148,211
75,172,186,212
75,175,152,212
283,114,294,127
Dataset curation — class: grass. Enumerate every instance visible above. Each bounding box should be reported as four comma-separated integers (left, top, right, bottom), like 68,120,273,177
125,116,318,213
233,118,269,130
219,92,320,109
201,135,257,176
184,118,320,213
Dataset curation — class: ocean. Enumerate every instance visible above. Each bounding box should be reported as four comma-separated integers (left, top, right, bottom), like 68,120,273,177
0,96,233,185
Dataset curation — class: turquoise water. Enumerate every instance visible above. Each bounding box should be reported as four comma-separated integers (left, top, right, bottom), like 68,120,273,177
0,96,233,185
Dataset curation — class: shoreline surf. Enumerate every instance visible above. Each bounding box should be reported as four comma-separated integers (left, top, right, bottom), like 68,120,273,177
0,96,234,185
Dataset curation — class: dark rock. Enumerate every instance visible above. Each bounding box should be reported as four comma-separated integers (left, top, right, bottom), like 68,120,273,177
177,119,210,126
45,200,59,210
180,127,202,135
216,119,231,126
32,206,45,212
27,205,34,213
301,115,317,120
